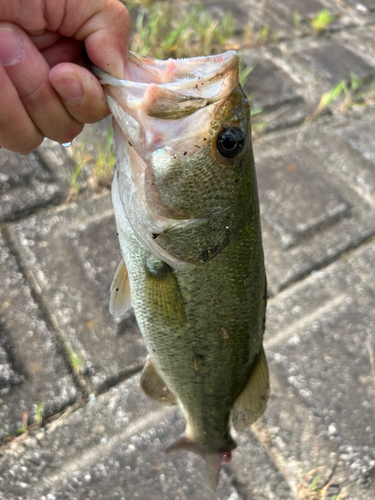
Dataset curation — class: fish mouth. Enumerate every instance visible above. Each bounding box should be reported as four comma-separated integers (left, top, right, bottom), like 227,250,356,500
93,50,239,102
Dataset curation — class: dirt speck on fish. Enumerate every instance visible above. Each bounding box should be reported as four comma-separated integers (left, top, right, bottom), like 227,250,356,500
95,50,269,490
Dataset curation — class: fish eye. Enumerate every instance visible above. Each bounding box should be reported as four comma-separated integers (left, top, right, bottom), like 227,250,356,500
216,127,245,159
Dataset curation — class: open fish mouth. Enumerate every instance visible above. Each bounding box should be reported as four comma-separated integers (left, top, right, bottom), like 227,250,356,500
93,50,239,103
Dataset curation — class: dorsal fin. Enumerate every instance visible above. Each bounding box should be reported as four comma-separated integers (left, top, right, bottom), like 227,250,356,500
231,347,269,431
140,357,177,406
110,259,131,317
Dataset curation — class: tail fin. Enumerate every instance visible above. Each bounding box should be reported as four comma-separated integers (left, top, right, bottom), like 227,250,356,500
166,434,235,491
205,453,222,491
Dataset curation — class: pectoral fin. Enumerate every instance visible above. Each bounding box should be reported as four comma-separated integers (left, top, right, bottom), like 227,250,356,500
232,347,269,431
110,259,132,317
140,357,177,406
145,255,185,327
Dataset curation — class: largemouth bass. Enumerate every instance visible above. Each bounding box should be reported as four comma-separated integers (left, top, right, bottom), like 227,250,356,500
95,50,269,490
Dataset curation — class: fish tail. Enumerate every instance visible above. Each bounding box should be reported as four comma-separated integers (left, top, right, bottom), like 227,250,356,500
166,434,235,491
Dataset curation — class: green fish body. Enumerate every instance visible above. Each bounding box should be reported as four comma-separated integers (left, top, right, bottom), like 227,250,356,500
95,51,269,489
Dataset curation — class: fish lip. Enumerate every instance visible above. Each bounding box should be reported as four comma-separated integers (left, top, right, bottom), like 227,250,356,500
92,50,239,99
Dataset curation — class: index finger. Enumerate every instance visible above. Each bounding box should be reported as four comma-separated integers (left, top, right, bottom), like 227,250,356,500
59,0,131,79
2,0,131,79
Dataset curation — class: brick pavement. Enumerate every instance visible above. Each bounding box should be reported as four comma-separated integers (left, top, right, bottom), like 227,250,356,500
0,1,375,499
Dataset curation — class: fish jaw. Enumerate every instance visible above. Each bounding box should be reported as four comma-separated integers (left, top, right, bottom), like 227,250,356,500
96,50,250,269
93,50,240,159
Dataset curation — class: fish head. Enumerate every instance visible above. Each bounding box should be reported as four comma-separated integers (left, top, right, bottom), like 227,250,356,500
95,51,253,267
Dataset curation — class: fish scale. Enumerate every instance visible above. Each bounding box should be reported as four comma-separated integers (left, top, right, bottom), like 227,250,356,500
94,50,269,490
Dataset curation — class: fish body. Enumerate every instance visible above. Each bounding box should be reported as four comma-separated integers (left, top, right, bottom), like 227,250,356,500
95,51,269,489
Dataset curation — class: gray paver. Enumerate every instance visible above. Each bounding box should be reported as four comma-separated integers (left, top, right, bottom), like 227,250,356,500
1,5,375,499
263,31,375,105
257,150,349,249
229,429,295,499
253,108,375,294
295,41,375,84
0,230,78,441
0,376,243,500
0,149,66,223
242,57,312,133
7,194,146,393
258,244,375,499
353,0,375,13
244,59,303,112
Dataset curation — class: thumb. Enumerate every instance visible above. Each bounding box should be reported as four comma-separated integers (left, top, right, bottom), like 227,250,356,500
70,0,130,79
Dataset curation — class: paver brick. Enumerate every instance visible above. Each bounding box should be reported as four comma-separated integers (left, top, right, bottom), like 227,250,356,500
253,108,375,293
0,149,66,223
244,59,303,112
0,376,244,500
295,41,375,84
0,230,78,441
1,9,375,499
257,149,349,249
7,194,146,393
258,244,375,499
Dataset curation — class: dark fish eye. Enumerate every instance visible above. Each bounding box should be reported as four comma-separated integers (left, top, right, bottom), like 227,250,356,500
216,127,245,159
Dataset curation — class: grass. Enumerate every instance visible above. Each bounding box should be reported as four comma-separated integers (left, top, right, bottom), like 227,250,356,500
130,1,235,59
293,9,336,33
239,60,254,88
64,344,83,375
16,411,29,436
310,10,336,33
70,140,93,192
307,73,375,121
69,127,116,195
34,400,43,426
297,465,348,499
90,127,116,188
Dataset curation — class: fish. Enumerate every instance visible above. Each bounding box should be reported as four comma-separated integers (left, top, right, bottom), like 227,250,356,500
94,50,269,490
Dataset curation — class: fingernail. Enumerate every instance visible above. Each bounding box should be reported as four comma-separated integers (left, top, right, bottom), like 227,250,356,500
53,77,84,104
0,25,23,66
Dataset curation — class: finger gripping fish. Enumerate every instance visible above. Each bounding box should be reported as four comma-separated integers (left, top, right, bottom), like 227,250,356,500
95,50,269,490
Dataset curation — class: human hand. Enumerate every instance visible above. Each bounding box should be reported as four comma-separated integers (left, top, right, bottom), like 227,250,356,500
0,0,130,154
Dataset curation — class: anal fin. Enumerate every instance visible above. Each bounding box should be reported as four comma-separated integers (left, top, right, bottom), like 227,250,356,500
140,357,177,407
232,347,269,431
110,259,132,317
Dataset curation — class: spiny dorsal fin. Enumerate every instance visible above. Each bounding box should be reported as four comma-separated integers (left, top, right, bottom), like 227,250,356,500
232,347,269,431
145,255,185,327
110,259,131,317
140,357,177,407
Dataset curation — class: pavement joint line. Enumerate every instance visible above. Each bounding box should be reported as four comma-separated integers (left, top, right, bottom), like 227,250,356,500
31,406,173,495
264,294,347,351
250,422,298,500
63,206,114,233
95,361,145,396
3,224,90,400
275,228,375,293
